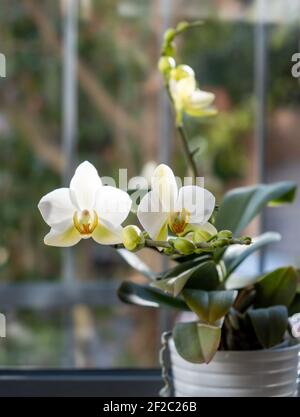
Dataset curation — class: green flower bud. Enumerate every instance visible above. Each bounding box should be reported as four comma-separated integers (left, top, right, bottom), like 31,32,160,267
163,28,176,43
212,238,230,248
193,228,212,243
162,42,176,58
176,21,189,32
158,56,176,77
217,230,232,239
241,236,252,245
173,238,195,255
122,225,145,252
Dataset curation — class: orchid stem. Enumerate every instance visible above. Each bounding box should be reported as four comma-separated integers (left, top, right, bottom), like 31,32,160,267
177,124,200,184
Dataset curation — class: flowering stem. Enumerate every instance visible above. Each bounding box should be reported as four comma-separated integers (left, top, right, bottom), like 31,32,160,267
164,84,200,183
177,124,200,183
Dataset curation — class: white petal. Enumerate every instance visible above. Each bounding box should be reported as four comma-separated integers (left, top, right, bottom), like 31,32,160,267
95,186,132,226
176,185,215,224
137,190,168,240
189,89,215,109
176,76,196,97
191,222,217,236
38,188,74,229
44,226,81,247
92,220,123,245
70,161,102,210
151,164,178,212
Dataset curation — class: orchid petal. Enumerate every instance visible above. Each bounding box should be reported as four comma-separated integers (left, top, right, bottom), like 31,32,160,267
38,188,74,229
92,220,123,245
192,222,218,236
189,90,215,109
44,226,81,247
70,161,102,210
137,190,169,240
177,185,215,224
95,186,132,226
151,164,178,212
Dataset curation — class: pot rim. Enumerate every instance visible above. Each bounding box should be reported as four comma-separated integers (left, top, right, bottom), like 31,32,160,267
169,337,300,356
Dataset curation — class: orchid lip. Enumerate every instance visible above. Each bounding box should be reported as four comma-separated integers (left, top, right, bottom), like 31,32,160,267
73,209,98,236
168,208,190,235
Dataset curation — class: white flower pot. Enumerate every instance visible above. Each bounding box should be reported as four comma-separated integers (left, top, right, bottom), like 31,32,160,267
169,338,300,397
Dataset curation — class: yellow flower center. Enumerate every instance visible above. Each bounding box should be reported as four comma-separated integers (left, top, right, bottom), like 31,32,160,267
73,209,98,237
168,208,190,235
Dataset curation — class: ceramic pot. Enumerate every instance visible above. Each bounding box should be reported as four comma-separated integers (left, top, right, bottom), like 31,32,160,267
169,338,300,397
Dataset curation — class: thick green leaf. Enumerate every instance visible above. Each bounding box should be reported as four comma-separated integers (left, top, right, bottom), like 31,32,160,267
215,182,297,235
184,261,220,291
160,256,210,279
182,289,237,324
153,261,220,296
255,267,298,308
289,293,300,316
225,274,260,290
118,281,188,310
173,321,221,363
224,232,281,277
248,306,288,348
117,249,155,280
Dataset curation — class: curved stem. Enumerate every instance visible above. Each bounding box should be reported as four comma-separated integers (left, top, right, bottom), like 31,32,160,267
177,124,200,183
164,85,200,183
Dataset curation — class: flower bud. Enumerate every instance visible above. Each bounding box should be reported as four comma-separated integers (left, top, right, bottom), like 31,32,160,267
173,238,195,255
212,238,230,248
241,236,252,245
163,28,176,43
122,225,145,252
176,21,189,32
158,56,176,77
217,230,232,240
193,228,212,243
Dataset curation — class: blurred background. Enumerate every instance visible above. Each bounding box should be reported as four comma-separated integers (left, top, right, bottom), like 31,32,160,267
0,0,299,368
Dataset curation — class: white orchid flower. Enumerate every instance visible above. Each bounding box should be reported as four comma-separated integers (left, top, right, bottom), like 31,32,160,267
169,65,217,125
38,161,132,247
137,164,217,241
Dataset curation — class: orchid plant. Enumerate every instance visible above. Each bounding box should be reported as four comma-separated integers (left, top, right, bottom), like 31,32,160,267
38,21,300,364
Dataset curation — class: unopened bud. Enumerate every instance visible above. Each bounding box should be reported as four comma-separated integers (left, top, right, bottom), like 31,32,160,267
241,236,252,245
218,230,232,239
158,56,176,77
212,238,230,248
176,21,189,32
193,228,212,243
164,28,176,43
122,225,145,251
173,238,195,255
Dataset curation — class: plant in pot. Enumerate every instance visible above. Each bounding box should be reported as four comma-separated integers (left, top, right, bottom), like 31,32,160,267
38,21,300,397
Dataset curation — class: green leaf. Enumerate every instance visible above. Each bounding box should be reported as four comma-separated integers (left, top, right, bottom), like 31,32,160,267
182,289,237,324
289,293,300,316
118,281,188,310
173,321,221,363
153,261,220,296
224,232,281,277
248,306,288,348
225,274,260,290
117,249,155,280
184,261,220,291
215,182,297,235
255,267,298,308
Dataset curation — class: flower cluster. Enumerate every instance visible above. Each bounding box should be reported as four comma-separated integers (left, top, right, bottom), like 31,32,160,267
158,22,217,126
38,161,220,252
